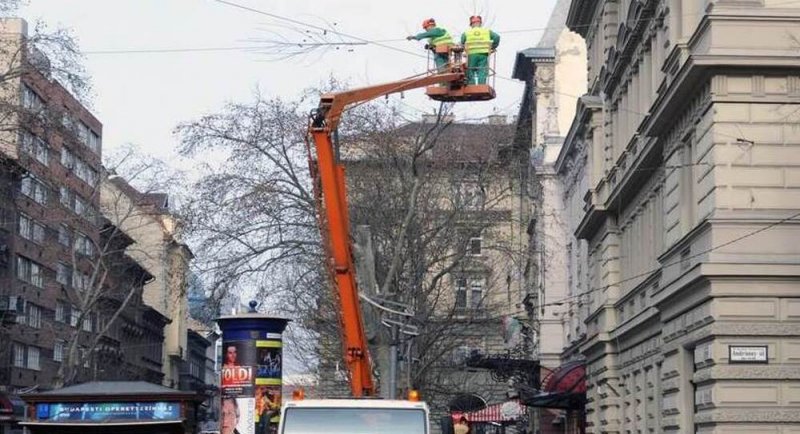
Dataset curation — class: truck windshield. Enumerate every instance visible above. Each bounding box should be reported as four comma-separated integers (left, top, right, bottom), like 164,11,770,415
281,407,427,434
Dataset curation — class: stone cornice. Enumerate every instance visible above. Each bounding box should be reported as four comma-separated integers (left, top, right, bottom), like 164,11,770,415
566,0,601,37
555,95,603,174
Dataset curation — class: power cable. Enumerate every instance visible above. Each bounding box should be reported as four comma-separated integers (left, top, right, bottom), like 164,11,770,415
476,208,800,321
83,0,800,56
212,0,426,59
84,41,367,55
536,209,800,310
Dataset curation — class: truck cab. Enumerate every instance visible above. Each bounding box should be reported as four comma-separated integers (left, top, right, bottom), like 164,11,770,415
278,398,430,434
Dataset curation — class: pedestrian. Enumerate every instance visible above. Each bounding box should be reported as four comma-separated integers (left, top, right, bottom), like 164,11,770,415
460,15,500,85
407,18,454,72
454,415,470,434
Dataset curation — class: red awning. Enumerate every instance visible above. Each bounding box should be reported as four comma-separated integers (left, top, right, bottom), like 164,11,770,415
540,360,586,394
451,400,525,423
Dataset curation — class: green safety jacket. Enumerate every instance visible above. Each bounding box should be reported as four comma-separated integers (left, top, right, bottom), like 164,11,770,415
461,27,500,54
413,27,454,47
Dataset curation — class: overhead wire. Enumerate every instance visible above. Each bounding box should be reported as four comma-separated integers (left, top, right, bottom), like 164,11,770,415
482,208,800,321
84,0,800,56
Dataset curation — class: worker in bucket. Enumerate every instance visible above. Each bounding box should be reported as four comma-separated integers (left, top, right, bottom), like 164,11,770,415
407,18,454,72
461,15,500,85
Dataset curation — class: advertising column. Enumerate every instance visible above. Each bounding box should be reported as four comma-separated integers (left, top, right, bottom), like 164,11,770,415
217,302,290,434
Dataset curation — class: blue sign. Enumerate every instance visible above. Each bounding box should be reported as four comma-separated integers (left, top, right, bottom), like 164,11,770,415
37,402,181,422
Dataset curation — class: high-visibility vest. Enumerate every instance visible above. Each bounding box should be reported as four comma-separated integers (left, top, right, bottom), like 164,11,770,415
464,27,491,54
429,27,453,48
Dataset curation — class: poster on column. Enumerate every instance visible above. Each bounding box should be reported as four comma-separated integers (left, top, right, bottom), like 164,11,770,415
255,385,282,433
255,339,283,430
256,340,283,382
221,340,257,396
221,396,255,434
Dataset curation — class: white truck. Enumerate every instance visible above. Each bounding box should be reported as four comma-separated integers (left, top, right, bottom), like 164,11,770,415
277,398,430,434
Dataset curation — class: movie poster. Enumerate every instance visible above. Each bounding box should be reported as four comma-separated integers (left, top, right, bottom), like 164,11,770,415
256,340,283,384
255,385,282,433
217,315,288,434
221,397,255,434
221,340,257,396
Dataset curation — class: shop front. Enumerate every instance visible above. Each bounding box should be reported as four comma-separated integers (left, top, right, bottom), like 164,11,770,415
0,392,25,434
20,381,203,434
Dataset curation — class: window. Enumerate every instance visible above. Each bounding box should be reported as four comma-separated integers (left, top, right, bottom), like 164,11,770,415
454,276,485,310
58,225,72,247
20,175,49,205
468,234,482,256
27,304,41,328
458,182,485,210
80,346,90,368
75,121,101,154
22,85,45,111
455,278,468,309
56,262,71,285
16,255,44,288
18,213,30,239
18,213,45,243
70,307,79,327
31,262,43,287
469,278,484,308
82,314,93,332
59,186,70,207
74,233,94,256
72,271,90,292
12,343,25,368
74,160,98,186
61,111,74,132
54,340,65,362
74,195,86,216
55,301,66,322
88,131,101,153
61,146,75,169
20,131,49,165
27,347,40,370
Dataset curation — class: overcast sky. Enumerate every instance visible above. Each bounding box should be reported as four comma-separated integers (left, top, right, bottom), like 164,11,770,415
19,0,558,166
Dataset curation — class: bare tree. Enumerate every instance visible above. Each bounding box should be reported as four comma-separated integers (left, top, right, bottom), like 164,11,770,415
49,147,186,386
177,85,529,414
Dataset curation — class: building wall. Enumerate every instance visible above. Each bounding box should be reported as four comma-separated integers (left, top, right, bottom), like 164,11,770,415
100,178,191,389
560,0,800,432
518,28,588,370
0,18,108,391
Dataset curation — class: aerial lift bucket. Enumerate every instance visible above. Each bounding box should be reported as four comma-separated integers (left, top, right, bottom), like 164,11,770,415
425,45,496,102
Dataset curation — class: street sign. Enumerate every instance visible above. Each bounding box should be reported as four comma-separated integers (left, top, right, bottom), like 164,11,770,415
729,345,768,363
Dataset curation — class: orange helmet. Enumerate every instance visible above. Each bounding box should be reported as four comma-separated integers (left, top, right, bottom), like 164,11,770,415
422,18,436,29
470,15,482,25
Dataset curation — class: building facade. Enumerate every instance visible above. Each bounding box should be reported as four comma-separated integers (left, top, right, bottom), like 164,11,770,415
556,0,800,432
0,19,170,434
512,2,590,430
101,176,193,389
331,115,533,432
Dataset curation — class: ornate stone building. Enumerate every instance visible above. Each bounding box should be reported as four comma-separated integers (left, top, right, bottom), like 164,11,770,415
512,0,589,431
556,0,800,432
101,175,193,390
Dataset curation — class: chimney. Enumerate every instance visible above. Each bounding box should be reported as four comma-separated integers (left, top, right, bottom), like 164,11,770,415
487,114,507,125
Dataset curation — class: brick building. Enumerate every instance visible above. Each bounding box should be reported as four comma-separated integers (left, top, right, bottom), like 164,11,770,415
0,16,168,405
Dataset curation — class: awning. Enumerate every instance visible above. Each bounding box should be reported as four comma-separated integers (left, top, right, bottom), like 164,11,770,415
451,400,526,423
541,361,586,395
522,361,586,409
20,420,183,426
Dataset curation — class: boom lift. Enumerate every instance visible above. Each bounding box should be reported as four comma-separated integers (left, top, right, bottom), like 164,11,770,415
306,47,495,398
